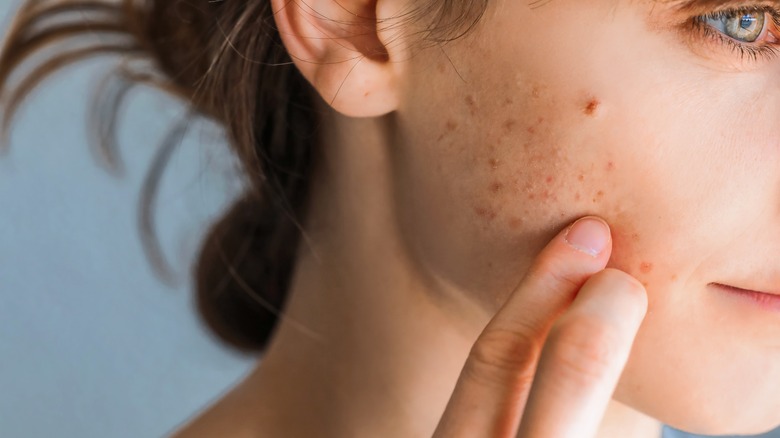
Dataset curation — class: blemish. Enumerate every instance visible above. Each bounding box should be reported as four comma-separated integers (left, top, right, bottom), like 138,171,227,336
446,120,458,131
545,176,554,183
529,194,536,200
577,174,585,181
671,274,678,281
489,181,504,193
465,95,477,115
584,98,600,116
503,97,514,106
474,205,497,221
488,158,500,170
640,262,653,274
575,192,581,201
606,161,615,171
537,116,545,123
527,126,536,134
531,85,542,98
631,232,640,241
437,63,446,73
508,217,524,229
503,119,517,132
596,190,604,197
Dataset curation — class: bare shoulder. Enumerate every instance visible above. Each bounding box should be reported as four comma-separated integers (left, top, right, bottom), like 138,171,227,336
167,378,270,438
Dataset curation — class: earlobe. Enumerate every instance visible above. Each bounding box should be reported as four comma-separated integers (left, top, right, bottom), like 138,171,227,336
270,0,405,117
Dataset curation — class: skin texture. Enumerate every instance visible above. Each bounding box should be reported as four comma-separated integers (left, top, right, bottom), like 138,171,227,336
393,0,780,433
172,0,780,436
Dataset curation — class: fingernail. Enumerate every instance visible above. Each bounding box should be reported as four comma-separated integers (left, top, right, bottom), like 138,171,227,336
564,216,610,257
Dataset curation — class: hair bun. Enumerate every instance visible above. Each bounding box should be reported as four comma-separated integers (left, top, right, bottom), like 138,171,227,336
194,193,300,353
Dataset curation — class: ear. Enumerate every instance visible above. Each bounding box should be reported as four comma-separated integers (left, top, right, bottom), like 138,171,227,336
270,0,407,117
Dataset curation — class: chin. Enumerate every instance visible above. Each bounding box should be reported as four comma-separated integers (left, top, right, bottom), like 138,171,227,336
615,374,780,436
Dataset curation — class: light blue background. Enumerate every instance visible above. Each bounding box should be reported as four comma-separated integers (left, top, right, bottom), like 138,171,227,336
0,1,778,437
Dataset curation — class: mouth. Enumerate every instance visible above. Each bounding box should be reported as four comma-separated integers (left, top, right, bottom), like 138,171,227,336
710,283,780,312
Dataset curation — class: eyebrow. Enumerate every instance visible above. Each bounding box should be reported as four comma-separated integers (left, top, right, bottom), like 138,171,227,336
656,0,780,12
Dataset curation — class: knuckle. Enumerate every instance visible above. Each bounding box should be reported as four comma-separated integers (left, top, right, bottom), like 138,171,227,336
465,327,540,388
547,315,621,384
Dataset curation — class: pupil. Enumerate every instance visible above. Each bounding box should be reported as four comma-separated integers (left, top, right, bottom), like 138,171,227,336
740,14,756,30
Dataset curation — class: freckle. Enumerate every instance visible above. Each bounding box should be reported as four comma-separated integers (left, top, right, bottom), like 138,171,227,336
584,98,600,116
509,217,524,229
503,119,517,131
577,174,584,181
364,91,370,97
488,158,500,170
503,97,514,106
606,161,615,171
465,95,477,115
446,120,458,131
474,206,496,221
640,262,653,273
596,190,604,198
545,176,554,183
489,181,504,193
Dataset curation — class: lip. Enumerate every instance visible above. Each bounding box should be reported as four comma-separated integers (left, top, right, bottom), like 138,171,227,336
710,283,780,312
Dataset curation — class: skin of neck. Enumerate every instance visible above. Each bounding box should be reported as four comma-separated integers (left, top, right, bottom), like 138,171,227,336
232,105,663,438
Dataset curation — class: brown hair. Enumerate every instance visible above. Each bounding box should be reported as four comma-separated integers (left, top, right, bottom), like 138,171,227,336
0,0,488,353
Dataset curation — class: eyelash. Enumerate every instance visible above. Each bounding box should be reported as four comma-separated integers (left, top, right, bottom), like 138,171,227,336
690,5,780,62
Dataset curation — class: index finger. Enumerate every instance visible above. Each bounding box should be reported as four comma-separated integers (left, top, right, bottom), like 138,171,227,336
433,216,614,437
516,268,648,437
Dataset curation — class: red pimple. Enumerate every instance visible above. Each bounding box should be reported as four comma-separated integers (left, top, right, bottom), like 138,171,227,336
584,98,600,116
607,161,615,171
509,217,524,229
527,126,536,134
577,174,585,181
545,176,554,183
640,262,653,273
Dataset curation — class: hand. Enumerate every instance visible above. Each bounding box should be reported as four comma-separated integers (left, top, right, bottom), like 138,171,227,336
432,216,648,438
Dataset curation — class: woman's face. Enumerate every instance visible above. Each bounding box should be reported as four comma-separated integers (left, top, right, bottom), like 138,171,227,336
390,0,780,434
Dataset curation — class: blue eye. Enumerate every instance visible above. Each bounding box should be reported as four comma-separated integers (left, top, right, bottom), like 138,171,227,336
703,11,766,42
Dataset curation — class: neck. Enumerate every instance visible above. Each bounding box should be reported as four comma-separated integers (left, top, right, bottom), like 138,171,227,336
242,107,663,438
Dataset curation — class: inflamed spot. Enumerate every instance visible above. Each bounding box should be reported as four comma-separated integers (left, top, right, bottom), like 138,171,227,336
584,98,600,116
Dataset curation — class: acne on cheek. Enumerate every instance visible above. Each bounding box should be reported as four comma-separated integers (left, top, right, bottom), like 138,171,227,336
471,91,616,229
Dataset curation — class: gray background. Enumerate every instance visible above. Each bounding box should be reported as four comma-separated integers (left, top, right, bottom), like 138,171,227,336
0,1,778,437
